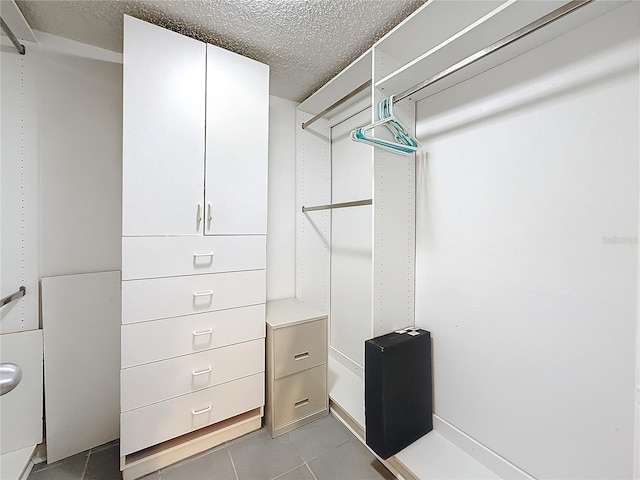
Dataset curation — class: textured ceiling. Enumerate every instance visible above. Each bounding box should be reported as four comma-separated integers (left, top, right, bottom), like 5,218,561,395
15,0,427,102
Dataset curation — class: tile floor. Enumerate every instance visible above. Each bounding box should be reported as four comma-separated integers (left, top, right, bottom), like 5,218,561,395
28,414,396,480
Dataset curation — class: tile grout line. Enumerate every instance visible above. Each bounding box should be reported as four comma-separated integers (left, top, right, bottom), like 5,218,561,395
227,446,239,480
80,450,91,480
305,461,319,480
269,462,307,480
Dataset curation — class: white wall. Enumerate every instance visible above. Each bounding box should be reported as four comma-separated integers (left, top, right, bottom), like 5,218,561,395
37,32,122,278
414,5,638,479
330,109,373,369
267,95,297,301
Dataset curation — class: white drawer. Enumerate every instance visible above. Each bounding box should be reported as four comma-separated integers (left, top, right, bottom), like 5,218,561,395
273,318,327,379
273,364,326,428
121,339,264,411
122,270,266,324
121,304,265,368
120,372,264,455
122,236,266,280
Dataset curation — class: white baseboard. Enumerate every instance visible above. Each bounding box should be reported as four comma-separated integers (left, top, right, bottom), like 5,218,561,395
1,445,38,480
433,415,535,480
329,346,363,378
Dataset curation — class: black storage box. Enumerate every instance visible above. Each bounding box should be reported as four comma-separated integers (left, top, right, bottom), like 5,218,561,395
365,328,433,459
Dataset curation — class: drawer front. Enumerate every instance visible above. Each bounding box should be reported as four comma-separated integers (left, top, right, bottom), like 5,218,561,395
121,372,264,455
122,270,266,324
121,339,264,411
273,365,326,428
122,304,265,367
273,319,327,378
122,236,266,280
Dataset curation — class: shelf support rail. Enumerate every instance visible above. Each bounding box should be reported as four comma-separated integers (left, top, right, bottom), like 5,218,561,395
301,80,372,130
302,199,372,213
394,0,593,103
0,16,26,55
1,286,26,308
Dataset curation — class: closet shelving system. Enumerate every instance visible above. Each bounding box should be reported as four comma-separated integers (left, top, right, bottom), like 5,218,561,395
0,3,43,477
295,0,630,478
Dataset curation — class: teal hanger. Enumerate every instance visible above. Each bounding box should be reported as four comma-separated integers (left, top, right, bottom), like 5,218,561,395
351,96,420,156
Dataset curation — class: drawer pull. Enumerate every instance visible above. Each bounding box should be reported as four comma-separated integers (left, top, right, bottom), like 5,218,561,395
193,291,213,298
192,366,212,376
193,328,213,337
294,352,309,361
192,404,212,415
294,398,309,408
193,252,214,258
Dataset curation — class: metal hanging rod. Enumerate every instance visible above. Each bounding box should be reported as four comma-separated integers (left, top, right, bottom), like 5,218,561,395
0,16,26,55
394,0,593,103
302,199,372,213
301,0,592,130
1,286,26,308
302,80,372,130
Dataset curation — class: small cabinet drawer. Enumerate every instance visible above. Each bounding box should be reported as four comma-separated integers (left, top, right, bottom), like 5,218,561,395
122,236,266,280
120,372,264,456
122,304,265,367
122,270,265,324
273,364,326,428
121,339,264,411
273,319,327,379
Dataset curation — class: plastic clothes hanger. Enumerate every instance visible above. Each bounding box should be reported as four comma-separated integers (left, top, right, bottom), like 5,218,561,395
350,96,420,156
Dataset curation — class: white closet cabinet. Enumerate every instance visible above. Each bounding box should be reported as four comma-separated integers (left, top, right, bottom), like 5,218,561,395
121,15,268,480
123,16,268,236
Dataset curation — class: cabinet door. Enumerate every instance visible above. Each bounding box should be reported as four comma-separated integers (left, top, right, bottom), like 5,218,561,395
123,16,206,236
205,45,269,235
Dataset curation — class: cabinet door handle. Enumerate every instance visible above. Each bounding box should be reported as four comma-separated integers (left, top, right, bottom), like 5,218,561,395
192,366,212,376
192,404,212,415
196,204,203,227
207,203,212,227
193,252,214,258
294,352,309,361
294,398,309,408
193,328,213,336
193,291,213,298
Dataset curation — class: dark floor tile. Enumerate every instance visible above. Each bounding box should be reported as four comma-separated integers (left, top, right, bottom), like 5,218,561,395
272,464,315,480
308,439,394,480
160,446,236,480
30,461,48,473
84,444,121,480
288,414,352,462
90,440,120,453
228,429,303,480
137,473,160,480
27,452,88,480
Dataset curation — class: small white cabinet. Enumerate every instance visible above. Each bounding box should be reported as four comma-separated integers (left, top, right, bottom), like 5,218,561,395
265,299,329,438
121,15,268,480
